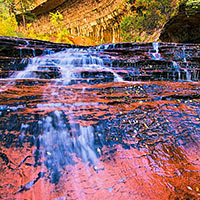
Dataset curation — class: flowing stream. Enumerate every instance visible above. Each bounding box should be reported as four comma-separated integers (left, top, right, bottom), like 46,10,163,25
0,42,200,200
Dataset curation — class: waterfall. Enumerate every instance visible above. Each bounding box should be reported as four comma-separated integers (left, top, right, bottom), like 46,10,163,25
14,48,122,189
182,46,191,81
151,42,161,60
38,110,99,184
1,41,200,200
15,49,123,83
172,61,181,81
182,45,187,62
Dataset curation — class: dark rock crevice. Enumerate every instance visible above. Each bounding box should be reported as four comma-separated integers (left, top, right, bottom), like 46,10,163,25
160,2,200,43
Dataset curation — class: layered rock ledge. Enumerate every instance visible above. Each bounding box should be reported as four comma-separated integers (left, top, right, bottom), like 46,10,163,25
1,36,200,81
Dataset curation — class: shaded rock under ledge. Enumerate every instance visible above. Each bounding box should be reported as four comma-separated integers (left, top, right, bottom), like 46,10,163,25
160,2,200,43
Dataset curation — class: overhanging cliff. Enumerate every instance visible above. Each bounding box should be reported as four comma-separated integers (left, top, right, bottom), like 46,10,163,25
30,0,126,43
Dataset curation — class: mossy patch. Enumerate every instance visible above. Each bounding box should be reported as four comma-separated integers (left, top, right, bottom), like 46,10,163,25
185,0,200,15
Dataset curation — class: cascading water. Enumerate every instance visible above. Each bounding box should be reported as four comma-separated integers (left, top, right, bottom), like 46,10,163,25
182,45,192,81
39,111,99,184
0,41,200,200
151,42,161,60
12,48,124,197
15,49,123,83
172,61,181,81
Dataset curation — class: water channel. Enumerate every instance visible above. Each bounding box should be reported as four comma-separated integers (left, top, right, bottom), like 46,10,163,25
0,41,200,199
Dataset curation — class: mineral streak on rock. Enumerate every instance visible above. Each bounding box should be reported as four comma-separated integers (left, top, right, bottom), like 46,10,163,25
29,0,126,43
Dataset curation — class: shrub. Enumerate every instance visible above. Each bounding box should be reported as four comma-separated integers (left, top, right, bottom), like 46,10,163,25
120,0,179,42
0,13,18,36
185,0,200,15
23,11,73,44
49,11,72,43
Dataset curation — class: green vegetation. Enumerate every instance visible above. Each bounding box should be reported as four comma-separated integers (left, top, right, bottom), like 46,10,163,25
49,11,71,43
0,0,36,37
5,0,36,28
25,11,73,43
120,0,180,42
185,0,200,15
0,14,18,37
0,1,73,43
0,0,18,36
0,0,199,44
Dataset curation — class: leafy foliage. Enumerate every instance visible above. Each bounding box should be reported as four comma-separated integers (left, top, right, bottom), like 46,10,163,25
49,11,63,29
49,11,71,43
120,0,180,42
185,0,200,15
0,0,18,36
24,11,73,44
0,14,18,36
4,0,36,28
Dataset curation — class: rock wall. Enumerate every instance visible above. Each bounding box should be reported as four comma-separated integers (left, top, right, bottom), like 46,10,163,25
31,0,126,43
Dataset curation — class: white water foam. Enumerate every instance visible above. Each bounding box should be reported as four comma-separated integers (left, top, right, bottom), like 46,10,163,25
15,49,123,83
151,42,161,60
182,46,192,81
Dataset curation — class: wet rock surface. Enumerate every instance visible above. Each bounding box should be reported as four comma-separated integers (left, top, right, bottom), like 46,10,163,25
0,38,200,199
0,36,86,78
